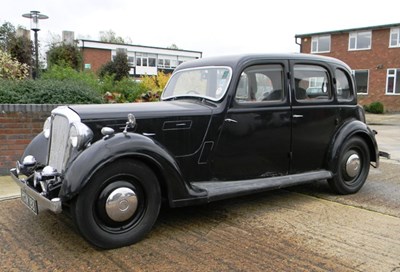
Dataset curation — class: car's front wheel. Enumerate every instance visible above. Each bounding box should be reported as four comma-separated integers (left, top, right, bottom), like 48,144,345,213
328,136,370,194
71,159,161,249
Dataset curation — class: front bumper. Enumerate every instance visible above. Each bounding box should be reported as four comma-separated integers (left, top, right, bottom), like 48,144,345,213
10,168,62,214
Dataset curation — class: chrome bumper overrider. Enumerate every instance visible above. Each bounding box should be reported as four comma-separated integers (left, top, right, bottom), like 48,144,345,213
10,168,62,214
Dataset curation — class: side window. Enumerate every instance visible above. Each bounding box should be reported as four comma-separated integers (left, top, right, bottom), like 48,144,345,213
235,64,284,103
336,69,354,101
294,65,331,101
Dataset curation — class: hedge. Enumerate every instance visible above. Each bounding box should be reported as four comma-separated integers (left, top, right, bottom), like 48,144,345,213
0,79,104,104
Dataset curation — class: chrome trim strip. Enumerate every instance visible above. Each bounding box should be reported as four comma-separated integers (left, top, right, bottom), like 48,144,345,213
10,168,62,214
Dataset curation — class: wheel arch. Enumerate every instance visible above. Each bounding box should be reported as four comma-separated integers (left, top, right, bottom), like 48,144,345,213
327,120,379,173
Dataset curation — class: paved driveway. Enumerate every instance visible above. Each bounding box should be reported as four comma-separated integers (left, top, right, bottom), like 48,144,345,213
1,162,399,271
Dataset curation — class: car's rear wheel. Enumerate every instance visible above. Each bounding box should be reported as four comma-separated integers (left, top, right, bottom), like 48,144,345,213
71,159,161,249
328,136,370,194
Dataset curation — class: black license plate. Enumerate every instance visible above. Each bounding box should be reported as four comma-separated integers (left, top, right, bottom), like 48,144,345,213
21,189,38,215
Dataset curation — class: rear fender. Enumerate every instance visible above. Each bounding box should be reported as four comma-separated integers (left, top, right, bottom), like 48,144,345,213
327,120,379,173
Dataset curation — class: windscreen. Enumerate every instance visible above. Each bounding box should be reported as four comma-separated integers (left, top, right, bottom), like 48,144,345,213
161,66,232,101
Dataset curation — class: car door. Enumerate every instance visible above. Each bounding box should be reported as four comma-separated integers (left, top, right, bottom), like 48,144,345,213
290,60,338,173
211,62,291,180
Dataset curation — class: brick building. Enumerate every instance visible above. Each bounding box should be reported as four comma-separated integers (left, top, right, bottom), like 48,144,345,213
78,40,202,77
295,23,400,112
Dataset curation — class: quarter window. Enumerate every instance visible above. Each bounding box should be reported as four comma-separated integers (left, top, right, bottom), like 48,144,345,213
386,69,400,95
311,35,331,53
235,65,284,103
336,69,354,101
294,65,331,101
390,28,400,47
349,31,372,50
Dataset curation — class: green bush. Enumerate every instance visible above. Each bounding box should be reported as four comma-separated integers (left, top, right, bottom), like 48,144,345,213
98,50,129,81
0,79,104,104
100,75,146,103
364,101,384,114
42,64,100,91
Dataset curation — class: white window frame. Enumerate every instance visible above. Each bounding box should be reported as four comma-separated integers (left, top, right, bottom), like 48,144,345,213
389,28,400,48
386,68,400,95
349,31,372,51
353,70,369,95
127,56,135,66
311,35,331,53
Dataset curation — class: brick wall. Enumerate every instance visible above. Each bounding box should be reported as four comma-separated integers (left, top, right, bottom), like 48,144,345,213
0,105,58,175
82,47,112,73
300,28,400,112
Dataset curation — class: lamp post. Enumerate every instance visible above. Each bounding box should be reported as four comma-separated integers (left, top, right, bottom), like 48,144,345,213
22,11,48,79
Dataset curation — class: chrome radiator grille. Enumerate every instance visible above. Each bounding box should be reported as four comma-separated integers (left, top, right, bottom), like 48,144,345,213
48,114,70,172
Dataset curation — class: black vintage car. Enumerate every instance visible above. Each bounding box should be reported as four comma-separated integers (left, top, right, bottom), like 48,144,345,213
11,53,379,249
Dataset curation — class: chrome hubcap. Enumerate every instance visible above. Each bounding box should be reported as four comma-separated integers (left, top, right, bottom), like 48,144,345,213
345,154,360,178
105,187,138,222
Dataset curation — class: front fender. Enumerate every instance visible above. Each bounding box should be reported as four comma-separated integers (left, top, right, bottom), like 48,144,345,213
60,132,206,204
327,120,379,173
21,132,49,165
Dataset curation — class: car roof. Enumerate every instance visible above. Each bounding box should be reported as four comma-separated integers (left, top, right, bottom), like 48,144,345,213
175,53,351,71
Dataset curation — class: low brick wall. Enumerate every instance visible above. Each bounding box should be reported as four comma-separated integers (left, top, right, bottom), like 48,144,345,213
0,105,60,175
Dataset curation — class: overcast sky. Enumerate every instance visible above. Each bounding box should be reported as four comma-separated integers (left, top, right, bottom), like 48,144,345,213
1,0,400,57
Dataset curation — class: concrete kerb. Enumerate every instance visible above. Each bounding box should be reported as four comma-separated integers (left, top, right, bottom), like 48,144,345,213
1,113,399,201
0,175,20,201
366,112,400,126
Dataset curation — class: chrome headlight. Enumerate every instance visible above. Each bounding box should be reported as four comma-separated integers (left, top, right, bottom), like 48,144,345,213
69,122,93,150
43,117,51,139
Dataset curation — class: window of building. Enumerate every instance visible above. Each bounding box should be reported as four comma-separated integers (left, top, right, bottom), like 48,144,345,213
149,57,156,67
128,56,134,66
349,31,371,50
386,68,400,95
311,35,331,53
158,58,172,68
390,28,400,47
353,70,369,94
336,69,354,101
171,59,178,68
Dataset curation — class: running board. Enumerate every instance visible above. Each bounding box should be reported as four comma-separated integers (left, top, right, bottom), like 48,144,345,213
191,170,333,202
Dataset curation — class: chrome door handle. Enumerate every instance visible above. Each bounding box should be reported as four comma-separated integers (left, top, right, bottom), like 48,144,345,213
293,115,304,118
225,118,238,123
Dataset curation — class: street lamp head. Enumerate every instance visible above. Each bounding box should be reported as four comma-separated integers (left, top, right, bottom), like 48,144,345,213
22,11,49,31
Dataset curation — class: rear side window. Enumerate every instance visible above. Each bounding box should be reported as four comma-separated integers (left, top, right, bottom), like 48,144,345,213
235,64,284,103
336,69,354,101
294,65,332,101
